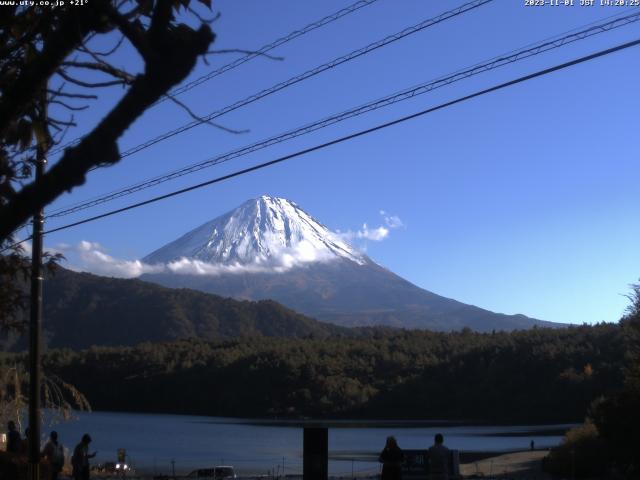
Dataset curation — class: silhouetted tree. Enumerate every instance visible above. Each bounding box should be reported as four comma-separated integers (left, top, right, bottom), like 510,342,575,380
0,0,216,237
0,0,218,429
0,0,217,328
589,283,640,478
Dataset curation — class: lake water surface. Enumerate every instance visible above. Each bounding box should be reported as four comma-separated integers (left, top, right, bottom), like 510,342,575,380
48,411,573,476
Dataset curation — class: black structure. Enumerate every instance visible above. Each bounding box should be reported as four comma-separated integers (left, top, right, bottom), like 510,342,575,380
303,427,328,480
401,449,429,480
402,449,460,479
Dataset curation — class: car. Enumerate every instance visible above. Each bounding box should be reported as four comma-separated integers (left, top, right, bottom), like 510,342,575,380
188,465,237,479
92,461,133,474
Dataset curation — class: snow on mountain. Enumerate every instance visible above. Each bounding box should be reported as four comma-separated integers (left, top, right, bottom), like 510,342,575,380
143,195,366,270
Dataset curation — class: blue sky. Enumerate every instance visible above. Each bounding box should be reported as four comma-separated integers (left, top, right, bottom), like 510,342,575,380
36,0,640,325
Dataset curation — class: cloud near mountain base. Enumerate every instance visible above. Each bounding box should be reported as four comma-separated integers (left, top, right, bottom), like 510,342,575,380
55,239,340,278
55,241,164,278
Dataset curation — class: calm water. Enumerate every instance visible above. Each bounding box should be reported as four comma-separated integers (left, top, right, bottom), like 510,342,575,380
45,411,572,476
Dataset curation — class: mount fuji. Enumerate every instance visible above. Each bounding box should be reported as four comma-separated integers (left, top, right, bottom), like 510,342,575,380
143,195,366,271
141,195,555,331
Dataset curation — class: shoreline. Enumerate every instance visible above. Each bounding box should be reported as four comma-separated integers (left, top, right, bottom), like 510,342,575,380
460,450,550,479
40,411,566,478
82,450,551,479
80,409,579,428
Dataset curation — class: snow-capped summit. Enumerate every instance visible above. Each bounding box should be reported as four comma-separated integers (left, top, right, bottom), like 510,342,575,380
143,195,366,267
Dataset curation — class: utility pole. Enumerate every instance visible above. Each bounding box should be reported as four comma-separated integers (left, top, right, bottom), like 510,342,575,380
303,427,328,480
28,94,47,480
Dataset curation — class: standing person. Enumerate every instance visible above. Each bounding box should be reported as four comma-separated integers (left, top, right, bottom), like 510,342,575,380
5,421,21,454
71,434,96,480
427,433,450,480
379,436,404,480
42,431,65,480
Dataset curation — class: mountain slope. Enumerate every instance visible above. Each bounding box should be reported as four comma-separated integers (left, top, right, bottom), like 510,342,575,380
144,260,552,331
141,196,557,331
11,267,347,350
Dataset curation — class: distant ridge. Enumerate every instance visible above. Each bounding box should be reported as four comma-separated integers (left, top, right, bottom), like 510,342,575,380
142,195,559,332
4,266,347,350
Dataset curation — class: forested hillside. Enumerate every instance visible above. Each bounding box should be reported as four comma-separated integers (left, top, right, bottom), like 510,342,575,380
7,267,346,350
19,323,626,422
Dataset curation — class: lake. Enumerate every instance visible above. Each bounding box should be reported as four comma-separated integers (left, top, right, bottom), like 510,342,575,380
45,411,573,476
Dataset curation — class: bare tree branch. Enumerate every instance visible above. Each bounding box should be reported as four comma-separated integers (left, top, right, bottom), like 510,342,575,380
46,89,98,100
0,3,110,136
187,6,220,25
79,34,126,57
61,61,135,83
48,100,89,112
164,92,249,135
105,12,151,60
48,117,77,127
50,117,76,148
0,7,215,240
57,69,129,88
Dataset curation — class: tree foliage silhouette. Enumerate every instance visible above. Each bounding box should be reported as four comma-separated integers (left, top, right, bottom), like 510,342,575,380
0,0,217,328
0,0,217,428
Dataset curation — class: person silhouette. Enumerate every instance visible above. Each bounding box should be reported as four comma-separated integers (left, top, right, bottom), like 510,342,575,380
71,434,97,480
379,436,404,480
428,433,450,480
5,421,21,454
42,431,65,480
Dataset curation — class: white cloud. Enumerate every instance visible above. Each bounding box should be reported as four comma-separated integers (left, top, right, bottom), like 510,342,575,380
336,224,388,242
275,239,338,271
167,239,338,276
54,239,341,279
337,210,404,244
54,241,163,278
380,210,404,229
166,258,257,276
77,241,164,278
357,223,389,241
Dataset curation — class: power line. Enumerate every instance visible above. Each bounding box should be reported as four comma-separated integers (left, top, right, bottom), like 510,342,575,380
47,0,382,156
163,0,380,100
46,10,640,219
91,0,494,162
36,37,640,240
6,36,638,253
48,0,497,216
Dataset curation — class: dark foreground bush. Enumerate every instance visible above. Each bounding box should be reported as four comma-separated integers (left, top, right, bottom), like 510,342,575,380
543,422,609,478
590,391,640,479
